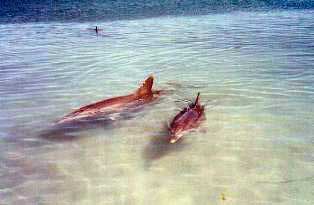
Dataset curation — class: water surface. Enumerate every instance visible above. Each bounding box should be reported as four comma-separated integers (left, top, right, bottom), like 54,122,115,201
0,10,314,205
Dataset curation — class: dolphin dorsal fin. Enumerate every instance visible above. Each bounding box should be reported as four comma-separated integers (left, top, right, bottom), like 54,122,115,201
194,92,200,106
136,75,154,97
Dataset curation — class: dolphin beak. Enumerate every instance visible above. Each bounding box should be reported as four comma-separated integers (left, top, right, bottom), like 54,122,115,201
169,133,182,144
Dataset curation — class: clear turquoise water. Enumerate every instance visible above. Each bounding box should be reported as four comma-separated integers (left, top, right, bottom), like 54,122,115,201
0,10,314,204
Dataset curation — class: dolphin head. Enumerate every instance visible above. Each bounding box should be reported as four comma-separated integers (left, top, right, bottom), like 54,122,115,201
169,126,184,144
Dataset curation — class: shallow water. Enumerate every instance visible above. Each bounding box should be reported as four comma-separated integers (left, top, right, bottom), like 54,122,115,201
0,10,314,205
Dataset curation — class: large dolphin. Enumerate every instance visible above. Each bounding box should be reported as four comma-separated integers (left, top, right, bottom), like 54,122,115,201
168,92,205,143
57,76,162,124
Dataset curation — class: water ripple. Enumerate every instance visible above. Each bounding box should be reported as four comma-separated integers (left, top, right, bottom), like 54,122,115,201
1,10,314,205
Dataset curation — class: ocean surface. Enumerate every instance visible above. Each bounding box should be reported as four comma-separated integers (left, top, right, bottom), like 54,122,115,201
1,0,314,23
0,9,314,205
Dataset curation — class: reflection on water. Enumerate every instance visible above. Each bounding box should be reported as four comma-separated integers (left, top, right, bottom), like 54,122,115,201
0,10,314,205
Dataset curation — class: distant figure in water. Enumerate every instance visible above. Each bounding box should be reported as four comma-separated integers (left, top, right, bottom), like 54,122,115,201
94,26,103,34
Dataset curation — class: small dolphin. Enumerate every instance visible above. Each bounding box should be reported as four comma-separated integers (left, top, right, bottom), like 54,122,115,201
168,92,205,143
57,76,162,124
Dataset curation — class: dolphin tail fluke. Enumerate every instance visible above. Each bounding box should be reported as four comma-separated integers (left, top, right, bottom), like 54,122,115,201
136,75,154,96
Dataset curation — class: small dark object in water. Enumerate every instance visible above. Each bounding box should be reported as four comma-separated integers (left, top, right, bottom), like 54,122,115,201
221,193,226,201
168,92,205,143
92,26,103,34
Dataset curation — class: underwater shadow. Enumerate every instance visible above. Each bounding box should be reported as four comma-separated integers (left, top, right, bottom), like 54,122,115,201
143,123,189,168
38,117,118,142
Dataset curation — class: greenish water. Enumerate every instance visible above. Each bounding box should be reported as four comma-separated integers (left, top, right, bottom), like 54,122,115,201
0,10,314,205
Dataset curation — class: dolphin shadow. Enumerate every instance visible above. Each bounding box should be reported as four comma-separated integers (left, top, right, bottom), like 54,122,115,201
142,123,189,168
38,117,119,142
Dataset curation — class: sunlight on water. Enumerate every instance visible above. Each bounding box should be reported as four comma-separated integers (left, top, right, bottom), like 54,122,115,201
0,10,314,205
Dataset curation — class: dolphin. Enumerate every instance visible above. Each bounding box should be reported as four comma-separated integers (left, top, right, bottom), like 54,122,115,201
57,76,162,124
168,92,205,143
